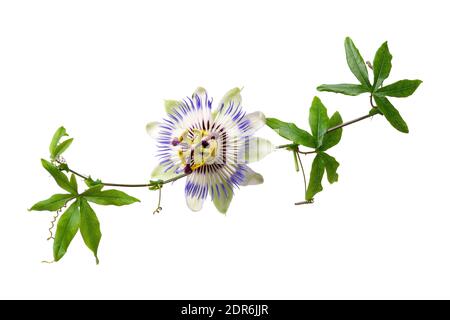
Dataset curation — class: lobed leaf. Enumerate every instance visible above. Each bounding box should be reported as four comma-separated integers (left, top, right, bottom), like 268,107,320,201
266,118,315,148
373,41,392,90
69,174,78,193
375,79,422,97
322,153,340,184
320,111,343,151
344,37,371,89
79,198,102,264
82,185,104,196
373,96,409,133
53,200,80,262
317,84,369,96
82,189,140,206
52,138,73,160
309,97,329,148
41,159,77,194
49,127,68,159
305,152,340,200
29,194,75,211
306,153,325,201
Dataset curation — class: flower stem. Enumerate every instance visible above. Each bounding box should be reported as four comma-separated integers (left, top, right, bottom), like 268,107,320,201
293,150,299,172
327,113,374,133
296,151,307,199
295,200,314,205
55,159,188,188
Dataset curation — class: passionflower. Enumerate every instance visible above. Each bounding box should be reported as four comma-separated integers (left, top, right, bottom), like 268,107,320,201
146,87,273,213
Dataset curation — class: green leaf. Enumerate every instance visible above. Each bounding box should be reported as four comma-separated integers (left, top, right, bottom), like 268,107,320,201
344,37,371,89
29,194,75,211
82,184,104,195
305,152,340,200
83,189,140,206
320,111,343,151
373,96,409,133
306,153,325,201
52,138,73,160
79,198,102,264
317,84,369,96
53,200,80,262
373,41,392,90
266,118,315,148
164,100,180,114
309,96,329,148
375,79,422,97
69,174,78,193
322,153,339,184
41,159,77,194
49,127,67,159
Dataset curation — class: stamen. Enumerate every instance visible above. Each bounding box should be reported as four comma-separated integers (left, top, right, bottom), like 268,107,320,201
175,128,220,174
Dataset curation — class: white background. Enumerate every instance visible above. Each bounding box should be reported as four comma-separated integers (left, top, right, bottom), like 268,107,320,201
0,0,449,299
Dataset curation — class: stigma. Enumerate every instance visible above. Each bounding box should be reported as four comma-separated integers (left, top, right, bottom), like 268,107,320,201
174,129,219,174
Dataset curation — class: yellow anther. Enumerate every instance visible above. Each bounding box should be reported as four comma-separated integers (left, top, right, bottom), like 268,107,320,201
191,162,204,171
178,149,186,166
208,140,218,158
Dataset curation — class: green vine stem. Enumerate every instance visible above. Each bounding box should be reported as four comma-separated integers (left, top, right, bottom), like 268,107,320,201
55,159,188,188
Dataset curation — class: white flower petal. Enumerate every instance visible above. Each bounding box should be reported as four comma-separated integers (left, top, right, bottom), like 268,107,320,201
186,195,204,212
221,87,241,105
213,87,242,119
244,111,266,135
241,167,264,186
192,87,207,99
193,87,214,115
151,164,179,180
146,121,160,138
212,185,233,214
185,173,209,212
164,100,181,114
243,137,274,163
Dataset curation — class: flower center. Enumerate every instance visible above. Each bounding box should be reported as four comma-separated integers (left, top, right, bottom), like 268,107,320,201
173,128,218,174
